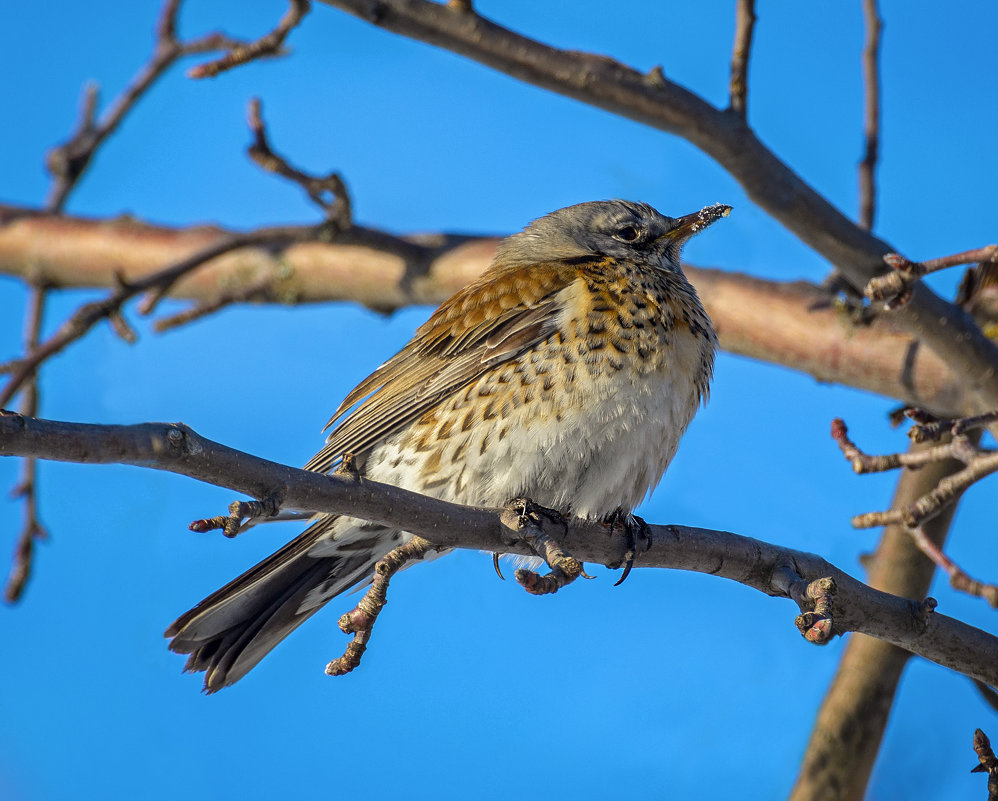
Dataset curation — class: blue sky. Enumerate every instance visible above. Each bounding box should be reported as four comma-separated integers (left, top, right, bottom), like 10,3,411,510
2,1,998,799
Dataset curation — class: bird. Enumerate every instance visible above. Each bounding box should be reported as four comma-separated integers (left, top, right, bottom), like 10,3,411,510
166,199,728,692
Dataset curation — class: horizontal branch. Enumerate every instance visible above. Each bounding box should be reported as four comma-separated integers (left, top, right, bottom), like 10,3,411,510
0,206,966,414
2,411,997,686
317,0,998,410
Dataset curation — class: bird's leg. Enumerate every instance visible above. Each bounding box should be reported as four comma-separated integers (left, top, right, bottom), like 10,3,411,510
325,535,436,676
187,494,283,538
503,498,590,595
603,508,651,586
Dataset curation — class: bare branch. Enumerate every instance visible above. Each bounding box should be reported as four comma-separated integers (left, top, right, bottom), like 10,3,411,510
152,276,274,332
3,285,48,603
858,0,882,231
0,224,332,408
833,417,998,531
0,206,972,416
909,526,998,607
867,247,998,309
187,0,311,79
3,411,998,686
246,97,352,225
44,0,249,212
318,0,998,411
728,0,756,117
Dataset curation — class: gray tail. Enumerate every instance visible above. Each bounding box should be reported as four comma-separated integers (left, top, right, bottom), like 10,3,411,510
165,516,381,693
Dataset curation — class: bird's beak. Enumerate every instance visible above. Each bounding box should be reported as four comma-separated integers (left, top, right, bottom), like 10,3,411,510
661,203,732,242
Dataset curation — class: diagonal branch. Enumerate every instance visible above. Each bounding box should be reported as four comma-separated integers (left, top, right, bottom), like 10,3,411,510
317,0,998,410
44,0,255,212
187,0,311,79
3,411,998,687
0,224,331,408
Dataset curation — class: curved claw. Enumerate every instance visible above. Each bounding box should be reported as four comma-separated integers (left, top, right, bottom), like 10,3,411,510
613,556,634,587
580,566,597,580
492,552,505,581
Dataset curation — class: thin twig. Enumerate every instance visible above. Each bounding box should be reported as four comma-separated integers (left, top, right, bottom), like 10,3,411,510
728,0,756,117
830,418,976,473
901,407,998,443
833,416,998,532
858,0,881,231
187,0,311,79
153,276,275,332
0,225,331,408
867,246,998,308
909,527,998,608
247,98,353,225
3,286,48,603
44,0,251,212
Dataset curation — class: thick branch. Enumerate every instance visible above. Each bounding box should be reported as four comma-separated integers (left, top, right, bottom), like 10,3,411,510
2,412,998,686
0,206,967,415
317,0,998,410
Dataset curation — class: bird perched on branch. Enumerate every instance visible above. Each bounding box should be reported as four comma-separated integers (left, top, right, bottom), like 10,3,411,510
166,199,729,692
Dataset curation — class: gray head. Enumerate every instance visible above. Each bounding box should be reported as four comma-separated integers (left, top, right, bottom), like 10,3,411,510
496,199,731,272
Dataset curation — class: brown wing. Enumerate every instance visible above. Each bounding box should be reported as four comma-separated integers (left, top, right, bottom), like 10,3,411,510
304,259,581,473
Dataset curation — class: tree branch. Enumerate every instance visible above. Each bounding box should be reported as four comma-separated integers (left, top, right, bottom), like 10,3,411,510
3,285,48,603
0,224,338,408
2,411,997,686
0,205,970,416
728,0,756,117
187,0,311,79
858,0,882,231
317,0,998,411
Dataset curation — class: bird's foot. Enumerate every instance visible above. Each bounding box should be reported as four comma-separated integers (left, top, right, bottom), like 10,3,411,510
325,535,436,676
502,497,587,596
187,494,283,538
602,508,651,587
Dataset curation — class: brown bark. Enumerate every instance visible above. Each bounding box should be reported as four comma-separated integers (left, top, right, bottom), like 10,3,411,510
3,412,998,688
0,206,966,415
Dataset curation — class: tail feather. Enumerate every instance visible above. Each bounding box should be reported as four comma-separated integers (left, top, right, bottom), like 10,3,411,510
166,515,389,693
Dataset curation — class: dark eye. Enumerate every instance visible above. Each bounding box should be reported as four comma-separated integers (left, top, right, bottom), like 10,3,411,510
615,225,639,242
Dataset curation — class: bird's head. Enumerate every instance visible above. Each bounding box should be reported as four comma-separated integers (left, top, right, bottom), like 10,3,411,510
496,199,731,273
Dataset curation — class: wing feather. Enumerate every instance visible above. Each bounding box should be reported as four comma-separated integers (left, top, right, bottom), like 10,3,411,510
305,260,580,471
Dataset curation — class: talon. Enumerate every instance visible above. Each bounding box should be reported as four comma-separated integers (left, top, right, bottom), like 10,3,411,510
580,566,596,580
605,508,648,587
613,556,635,587
492,552,505,581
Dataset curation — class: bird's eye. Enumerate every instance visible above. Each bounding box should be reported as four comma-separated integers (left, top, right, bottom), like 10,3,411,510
615,225,639,242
